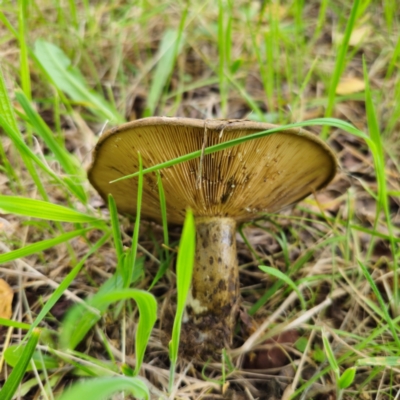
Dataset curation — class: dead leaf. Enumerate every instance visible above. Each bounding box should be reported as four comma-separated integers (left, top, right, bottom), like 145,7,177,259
334,25,371,47
336,77,365,95
0,279,13,319
333,25,371,47
0,217,17,236
243,330,299,370
349,26,371,46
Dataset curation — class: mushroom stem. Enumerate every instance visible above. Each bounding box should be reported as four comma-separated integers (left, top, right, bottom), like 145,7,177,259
185,217,239,356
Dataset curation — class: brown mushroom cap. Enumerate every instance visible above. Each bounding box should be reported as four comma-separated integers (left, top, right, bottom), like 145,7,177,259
88,117,337,224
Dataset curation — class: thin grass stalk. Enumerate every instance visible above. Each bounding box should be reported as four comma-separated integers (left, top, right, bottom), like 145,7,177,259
383,0,396,31
386,36,400,79
264,25,275,113
125,152,144,287
160,5,188,114
362,59,399,310
67,0,78,28
108,194,124,263
156,171,169,261
18,0,31,101
312,0,329,43
217,0,231,117
321,0,360,139
0,330,41,400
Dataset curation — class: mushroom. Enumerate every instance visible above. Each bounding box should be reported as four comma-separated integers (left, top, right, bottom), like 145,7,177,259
88,117,337,357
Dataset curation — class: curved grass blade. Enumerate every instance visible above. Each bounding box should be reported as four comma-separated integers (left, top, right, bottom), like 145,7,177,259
259,265,306,310
0,195,100,223
94,289,157,375
56,376,149,400
4,344,59,371
338,367,356,389
60,273,124,350
33,39,124,123
0,228,91,264
0,329,40,400
144,29,185,117
60,259,144,350
322,0,361,138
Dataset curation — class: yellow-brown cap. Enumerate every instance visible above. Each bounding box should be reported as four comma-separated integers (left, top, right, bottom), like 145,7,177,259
88,117,337,224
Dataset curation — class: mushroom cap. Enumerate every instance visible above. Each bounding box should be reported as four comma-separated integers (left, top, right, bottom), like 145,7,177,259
88,117,337,224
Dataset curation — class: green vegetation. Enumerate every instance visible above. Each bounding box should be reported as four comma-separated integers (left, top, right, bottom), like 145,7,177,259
0,1,399,399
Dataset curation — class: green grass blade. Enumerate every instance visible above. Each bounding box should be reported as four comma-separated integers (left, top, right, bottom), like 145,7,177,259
312,0,329,41
358,260,400,348
169,209,195,391
322,0,361,139
218,0,232,117
18,0,31,100
0,66,21,184
357,357,400,367
0,195,100,223
108,194,124,263
16,90,86,201
258,265,306,310
0,318,32,330
125,152,143,287
0,228,91,264
322,327,340,379
156,171,169,259
4,345,59,371
386,36,400,78
250,235,344,315
338,367,356,389
0,10,18,37
144,29,185,117
0,67,18,131
148,253,174,290
94,289,157,375
33,39,124,123
362,58,398,305
56,376,149,400
0,329,40,400
111,118,371,183
0,67,49,199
